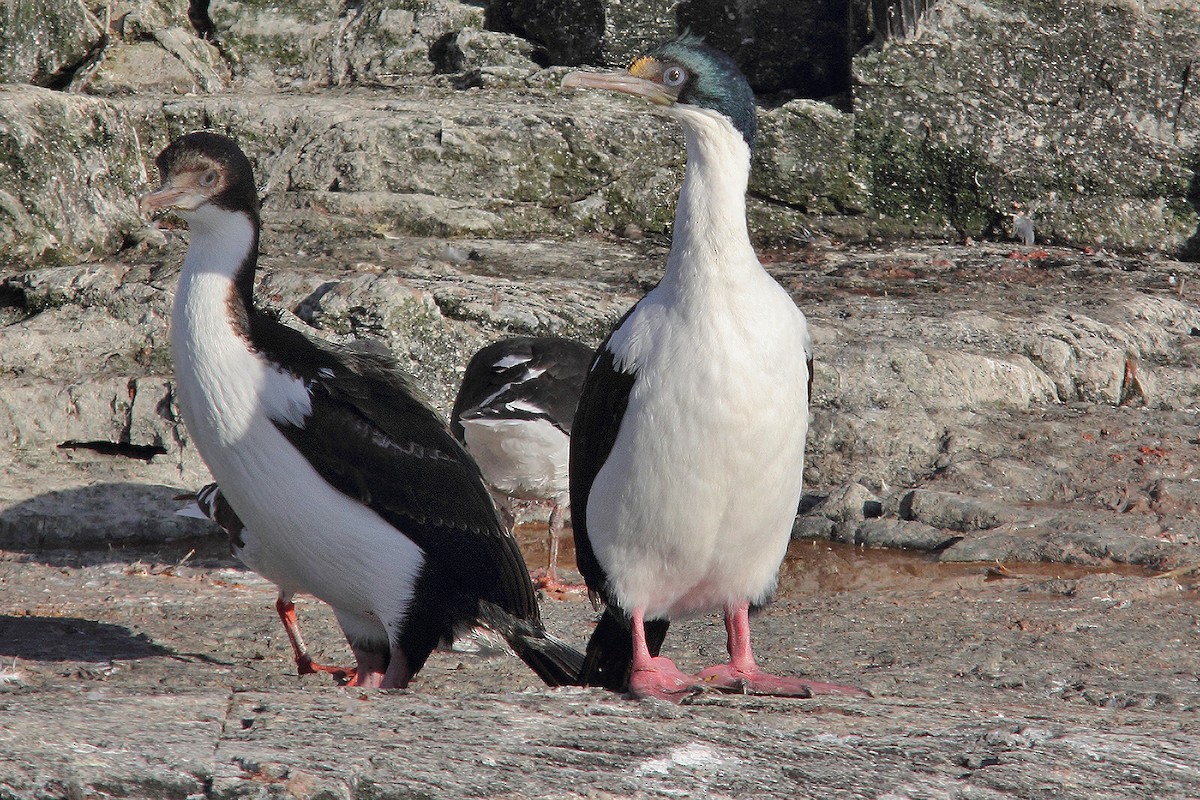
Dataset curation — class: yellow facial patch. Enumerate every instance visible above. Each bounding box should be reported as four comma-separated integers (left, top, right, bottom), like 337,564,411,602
628,56,662,80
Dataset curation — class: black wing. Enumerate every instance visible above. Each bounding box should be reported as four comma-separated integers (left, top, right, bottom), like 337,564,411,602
568,340,635,601
250,313,539,624
451,336,595,440
568,321,671,690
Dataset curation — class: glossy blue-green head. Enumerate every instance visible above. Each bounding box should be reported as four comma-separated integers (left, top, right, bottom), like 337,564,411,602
642,34,757,148
563,33,757,149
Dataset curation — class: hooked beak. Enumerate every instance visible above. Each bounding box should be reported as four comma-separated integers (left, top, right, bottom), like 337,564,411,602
562,70,675,106
138,182,206,216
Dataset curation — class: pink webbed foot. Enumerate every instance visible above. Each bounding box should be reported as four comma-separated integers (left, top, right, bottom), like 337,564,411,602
624,608,706,703
628,655,706,703
696,663,870,697
698,601,871,698
529,568,587,599
529,501,587,599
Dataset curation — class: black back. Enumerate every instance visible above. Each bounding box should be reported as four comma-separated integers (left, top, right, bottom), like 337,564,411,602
250,309,582,684
451,336,595,441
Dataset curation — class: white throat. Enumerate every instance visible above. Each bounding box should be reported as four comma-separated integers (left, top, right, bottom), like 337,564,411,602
661,105,756,290
170,207,310,448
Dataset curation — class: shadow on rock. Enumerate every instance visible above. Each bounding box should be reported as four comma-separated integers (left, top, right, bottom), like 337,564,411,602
0,615,171,662
0,482,219,555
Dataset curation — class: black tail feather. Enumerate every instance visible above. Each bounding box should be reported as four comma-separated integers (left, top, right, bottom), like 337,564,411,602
478,602,586,687
579,607,670,692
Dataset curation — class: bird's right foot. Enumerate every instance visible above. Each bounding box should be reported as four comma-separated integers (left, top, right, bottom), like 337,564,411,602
628,656,707,703
295,654,355,684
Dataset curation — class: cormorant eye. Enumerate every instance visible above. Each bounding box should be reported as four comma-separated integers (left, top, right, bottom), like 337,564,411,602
200,169,219,187
662,65,688,88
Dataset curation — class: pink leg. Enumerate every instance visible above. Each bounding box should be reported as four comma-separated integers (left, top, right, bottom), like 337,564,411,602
627,609,703,702
274,594,354,684
379,647,413,689
696,601,869,697
345,647,387,688
531,500,585,597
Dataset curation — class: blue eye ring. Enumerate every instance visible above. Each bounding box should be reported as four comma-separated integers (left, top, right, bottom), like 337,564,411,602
662,65,688,88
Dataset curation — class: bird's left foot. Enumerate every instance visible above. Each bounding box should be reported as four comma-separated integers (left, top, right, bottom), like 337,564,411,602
628,656,708,703
529,569,587,599
696,664,870,698
295,654,355,685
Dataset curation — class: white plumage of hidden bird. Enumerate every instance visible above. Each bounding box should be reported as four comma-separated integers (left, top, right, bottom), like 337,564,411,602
451,336,594,595
562,35,868,701
141,132,583,689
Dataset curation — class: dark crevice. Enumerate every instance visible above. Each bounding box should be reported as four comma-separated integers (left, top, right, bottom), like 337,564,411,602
485,1,933,99
41,31,109,91
57,441,168,462
188,0,218,42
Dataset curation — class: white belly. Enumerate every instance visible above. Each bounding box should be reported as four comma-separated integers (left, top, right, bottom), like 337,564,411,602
172,269,424,648
588,280,809,620
461,417,570,502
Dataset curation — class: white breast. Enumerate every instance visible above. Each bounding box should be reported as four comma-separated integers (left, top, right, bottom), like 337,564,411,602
588,264,810,621
461,417,570,502
170,216,424,646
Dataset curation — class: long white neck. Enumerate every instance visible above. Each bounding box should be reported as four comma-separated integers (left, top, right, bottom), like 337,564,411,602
660,106,757,296
170,206,308,447
171,206,257,365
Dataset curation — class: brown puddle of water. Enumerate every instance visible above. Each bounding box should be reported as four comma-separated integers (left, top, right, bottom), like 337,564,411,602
514,525,1166,600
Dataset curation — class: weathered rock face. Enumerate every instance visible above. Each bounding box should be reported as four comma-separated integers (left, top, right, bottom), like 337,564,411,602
0,0,104,86
2,0,1198,267
0,87,149,267
1,0,1199,571
853,0,1200,250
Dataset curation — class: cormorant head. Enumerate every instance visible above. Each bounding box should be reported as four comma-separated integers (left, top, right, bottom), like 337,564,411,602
562,33,757,149
139,131,259,221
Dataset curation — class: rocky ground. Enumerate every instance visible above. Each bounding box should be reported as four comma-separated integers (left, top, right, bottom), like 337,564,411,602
3,0,1200,796
1,529,1198,799
3,234,1200,798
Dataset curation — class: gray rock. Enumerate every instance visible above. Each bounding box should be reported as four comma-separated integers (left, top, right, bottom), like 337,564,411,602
852,518,961,551
73,14,230,96
0,0,104,86
431,29,542,75
853,0,1200,251
0,482,208,550
809,482,883,523
752,100,865,215
895,489,1019,532
938,523,1186,570
791,514,836,541
206,0,485,88
1148,478,1200,516
0,86,148,269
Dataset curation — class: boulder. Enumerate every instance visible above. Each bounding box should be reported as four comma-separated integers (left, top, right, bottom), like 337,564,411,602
0,1,104,86
0,86,148,269
853,0,1200,251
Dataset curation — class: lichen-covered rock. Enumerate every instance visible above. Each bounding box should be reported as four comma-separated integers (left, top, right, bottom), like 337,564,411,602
73,6,230,96
207,0,484,87
0,86,148,268
853,0,1200,250
0,0,104,86
752,100,865,214
145,87,683,239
